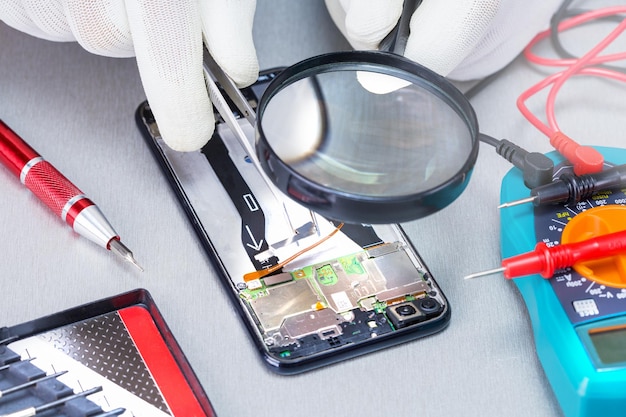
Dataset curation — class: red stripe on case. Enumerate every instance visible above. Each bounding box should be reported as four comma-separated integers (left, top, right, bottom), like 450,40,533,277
118,306,208,417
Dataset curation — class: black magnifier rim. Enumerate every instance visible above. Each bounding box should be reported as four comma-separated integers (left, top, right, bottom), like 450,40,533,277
256,50,479,224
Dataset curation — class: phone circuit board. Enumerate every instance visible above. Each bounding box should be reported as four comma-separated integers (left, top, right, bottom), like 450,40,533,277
241,241,443,359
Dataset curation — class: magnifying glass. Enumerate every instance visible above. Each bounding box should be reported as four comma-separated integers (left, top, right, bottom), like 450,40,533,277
204,0,479,225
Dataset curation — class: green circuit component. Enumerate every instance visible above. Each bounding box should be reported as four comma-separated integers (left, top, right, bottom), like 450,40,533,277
339,254,366,275
316,264,339,286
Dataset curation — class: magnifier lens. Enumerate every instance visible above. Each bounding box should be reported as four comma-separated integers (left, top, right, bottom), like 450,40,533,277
257,52,478,224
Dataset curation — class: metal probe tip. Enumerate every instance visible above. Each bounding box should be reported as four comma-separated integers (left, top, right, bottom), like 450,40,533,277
498,196,537,209
464,267,506,280
109,239,144,272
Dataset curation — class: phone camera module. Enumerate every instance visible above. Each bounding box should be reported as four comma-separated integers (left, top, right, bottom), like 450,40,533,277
386,301,424,329
417,297,441,314
396,304,417,317
386,298,443,329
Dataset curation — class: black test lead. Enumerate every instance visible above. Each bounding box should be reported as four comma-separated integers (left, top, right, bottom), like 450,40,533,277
0,386,103,417
498,164,626,208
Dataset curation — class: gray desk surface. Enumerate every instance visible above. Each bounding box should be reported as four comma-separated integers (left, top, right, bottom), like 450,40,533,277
1,2,624,416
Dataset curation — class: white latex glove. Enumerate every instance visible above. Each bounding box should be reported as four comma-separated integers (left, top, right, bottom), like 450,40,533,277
325,0,562,81
0,0,259,152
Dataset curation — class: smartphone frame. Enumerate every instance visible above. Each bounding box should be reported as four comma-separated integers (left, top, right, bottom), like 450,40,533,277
134,69,451,374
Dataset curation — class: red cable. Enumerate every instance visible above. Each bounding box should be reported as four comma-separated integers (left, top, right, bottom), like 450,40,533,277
524,7,626,67
516,6,626,175
518,67,626,137
545,19,626,132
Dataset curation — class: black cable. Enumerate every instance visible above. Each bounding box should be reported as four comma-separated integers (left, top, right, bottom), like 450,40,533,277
478,133,500,147
463,70,503,100
479,134,554,188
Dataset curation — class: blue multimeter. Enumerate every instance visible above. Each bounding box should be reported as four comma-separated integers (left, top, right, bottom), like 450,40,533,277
500,146,626,417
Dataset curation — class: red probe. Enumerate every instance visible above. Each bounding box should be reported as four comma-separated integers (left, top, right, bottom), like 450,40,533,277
465,229,626,280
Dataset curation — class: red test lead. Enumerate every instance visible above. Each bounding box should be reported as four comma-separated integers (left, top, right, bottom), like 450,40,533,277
464,229,626,280
0,119,143,271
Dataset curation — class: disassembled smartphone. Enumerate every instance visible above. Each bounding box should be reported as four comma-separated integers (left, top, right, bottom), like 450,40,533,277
135,69,450,374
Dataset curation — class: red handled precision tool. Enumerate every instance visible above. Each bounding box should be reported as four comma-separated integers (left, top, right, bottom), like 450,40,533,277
464,229,626,280
0,119,142,271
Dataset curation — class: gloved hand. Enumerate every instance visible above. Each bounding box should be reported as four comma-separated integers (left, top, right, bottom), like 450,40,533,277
0,0,259,152
325,0,562,81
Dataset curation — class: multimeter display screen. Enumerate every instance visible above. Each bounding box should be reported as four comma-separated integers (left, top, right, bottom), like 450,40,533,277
589,325,626,365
